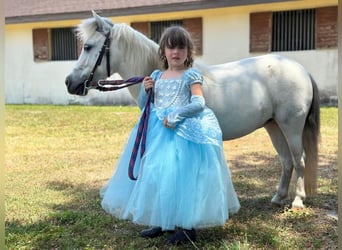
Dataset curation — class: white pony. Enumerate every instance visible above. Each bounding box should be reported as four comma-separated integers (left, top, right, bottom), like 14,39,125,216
65,12,320,208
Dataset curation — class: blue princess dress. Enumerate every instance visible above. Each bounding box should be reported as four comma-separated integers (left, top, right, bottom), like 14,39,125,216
100,68,240,230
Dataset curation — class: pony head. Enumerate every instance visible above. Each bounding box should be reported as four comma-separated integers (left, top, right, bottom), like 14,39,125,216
65,11,160,96
65,11,115,95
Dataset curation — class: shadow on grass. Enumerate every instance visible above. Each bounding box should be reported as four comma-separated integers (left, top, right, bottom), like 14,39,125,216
6,181,121,249
6,152,337,249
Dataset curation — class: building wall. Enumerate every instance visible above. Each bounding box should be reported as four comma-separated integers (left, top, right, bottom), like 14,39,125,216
5,23,135,105
5,0,338,105
198,6,337,101
5,27,73,104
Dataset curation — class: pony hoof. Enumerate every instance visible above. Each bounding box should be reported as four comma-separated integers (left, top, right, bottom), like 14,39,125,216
271,195,284,206
291,197,305,209
271,201,282,207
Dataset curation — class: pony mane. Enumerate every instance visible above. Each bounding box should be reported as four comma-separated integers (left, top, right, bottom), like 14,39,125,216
76,17,113,42
111,24,161,74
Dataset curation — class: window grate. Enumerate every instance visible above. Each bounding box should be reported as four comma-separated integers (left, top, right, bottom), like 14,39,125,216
272,9,315,51
51,28,78,60
150,20,183,44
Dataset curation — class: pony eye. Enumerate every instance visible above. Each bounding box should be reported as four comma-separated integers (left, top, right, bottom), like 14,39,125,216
83,44,92,51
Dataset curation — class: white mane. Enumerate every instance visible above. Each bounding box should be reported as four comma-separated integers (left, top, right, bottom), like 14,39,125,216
111,24,161,74
76,17,112,42
76,18,99,42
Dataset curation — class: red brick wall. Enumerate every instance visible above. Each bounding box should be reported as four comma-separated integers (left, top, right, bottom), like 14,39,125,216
32,28,49,60
316,6,338,49
250,12,272,52
131,22,149,37
183,18,203,55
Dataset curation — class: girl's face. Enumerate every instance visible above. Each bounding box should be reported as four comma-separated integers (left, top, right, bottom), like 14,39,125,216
164,45,188,70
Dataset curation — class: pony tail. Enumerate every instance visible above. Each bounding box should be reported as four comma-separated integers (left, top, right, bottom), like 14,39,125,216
303,74,320,195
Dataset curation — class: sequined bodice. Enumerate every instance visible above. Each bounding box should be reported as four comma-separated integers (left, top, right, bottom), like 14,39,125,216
154,79,191,108
143,68,223,147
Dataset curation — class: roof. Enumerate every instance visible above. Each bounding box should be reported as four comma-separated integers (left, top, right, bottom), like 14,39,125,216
5,0,290,24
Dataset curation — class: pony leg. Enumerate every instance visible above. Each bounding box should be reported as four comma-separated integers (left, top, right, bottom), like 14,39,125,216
285,135,306,208
277,121,307,208
277,75,320,208
264,121,294,206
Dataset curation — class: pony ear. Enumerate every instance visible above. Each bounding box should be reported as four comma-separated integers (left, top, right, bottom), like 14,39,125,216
92,10,113,34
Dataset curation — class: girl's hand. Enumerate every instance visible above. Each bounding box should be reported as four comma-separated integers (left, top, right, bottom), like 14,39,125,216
143,76,154,92
163,118,175,129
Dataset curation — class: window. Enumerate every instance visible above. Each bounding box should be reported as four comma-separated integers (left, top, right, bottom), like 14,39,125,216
33,27,80,61
272,9,315,51
150,20,183,44
250,6,337,52
51,28,78,60
131,18,203,55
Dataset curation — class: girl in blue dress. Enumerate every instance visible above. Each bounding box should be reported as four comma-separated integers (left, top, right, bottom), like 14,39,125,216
100,26,240,245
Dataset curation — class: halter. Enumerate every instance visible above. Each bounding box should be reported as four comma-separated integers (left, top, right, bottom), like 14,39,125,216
83,31,144,94
83,32,111,95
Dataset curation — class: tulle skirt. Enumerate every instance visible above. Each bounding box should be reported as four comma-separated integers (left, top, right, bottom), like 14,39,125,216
100,108,240,230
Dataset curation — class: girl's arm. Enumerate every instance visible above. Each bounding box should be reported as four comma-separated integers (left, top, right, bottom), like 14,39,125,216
137,76,154,109
164,82,205,128
190,82,204,96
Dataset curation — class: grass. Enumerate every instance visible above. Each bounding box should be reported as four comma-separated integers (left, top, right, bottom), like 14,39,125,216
5,105,337,249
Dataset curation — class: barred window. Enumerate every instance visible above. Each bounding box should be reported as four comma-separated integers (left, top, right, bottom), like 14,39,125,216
132,18,203,55
272,9,315,51
33,27,80,61
51,28,78,60
150,20,183,44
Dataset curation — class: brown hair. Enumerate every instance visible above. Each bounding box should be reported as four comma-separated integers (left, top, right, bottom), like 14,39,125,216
158,26,195,69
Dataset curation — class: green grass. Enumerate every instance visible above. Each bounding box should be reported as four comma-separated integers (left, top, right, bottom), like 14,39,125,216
5,105,337,249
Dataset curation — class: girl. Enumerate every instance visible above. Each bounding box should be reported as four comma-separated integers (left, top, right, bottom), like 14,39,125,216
100,26,240,245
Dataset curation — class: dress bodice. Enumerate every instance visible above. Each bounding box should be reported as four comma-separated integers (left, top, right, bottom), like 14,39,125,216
151,68,203,109
154,79,190,108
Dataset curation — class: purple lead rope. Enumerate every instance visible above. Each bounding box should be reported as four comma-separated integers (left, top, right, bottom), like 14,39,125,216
87,76,150,181
87,76,146,91
128,89,152,180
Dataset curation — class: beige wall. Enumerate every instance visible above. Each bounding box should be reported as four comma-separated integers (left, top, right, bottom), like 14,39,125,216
5,0,338,104
5,25,135,105
198,7,337,98
5,27,78,104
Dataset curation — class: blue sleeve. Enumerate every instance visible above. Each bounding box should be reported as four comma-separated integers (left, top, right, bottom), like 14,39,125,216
185,68,203,86
166,95,205,127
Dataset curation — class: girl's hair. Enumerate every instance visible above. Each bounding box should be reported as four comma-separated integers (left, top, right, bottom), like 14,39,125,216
158,26,195,69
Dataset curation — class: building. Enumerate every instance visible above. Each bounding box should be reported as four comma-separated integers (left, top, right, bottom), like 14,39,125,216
5,0,338,105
